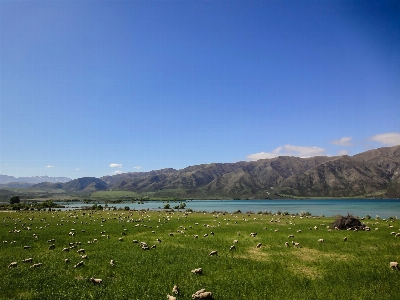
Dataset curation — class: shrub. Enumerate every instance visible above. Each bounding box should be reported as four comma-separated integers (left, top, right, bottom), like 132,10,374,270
332,214,364,230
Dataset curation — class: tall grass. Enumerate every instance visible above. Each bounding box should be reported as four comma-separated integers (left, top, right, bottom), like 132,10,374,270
1,210,399,299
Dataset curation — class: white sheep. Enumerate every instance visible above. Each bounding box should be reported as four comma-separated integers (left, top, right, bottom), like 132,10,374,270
288,235,294,238
233,239,238,244
110,259,115,266
90,277,102,284
256,243,262,248
343,237,347,241
23,258,33,263
167,295,177,300
285,242,289,247
229,245,236,250
49,244,55,250
191,267,202,274
62,247,69,252
390,262,398,269
8,262,17,268
30,263,42,268
74,261,84,268
172,285,179,295
192,288,213,299
77,249,85,254
209,250,218,256
318,239,324,243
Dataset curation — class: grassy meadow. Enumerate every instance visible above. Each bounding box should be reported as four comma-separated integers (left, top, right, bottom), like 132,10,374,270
1,209,400,300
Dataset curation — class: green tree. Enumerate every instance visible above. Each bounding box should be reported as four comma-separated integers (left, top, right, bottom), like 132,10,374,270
9,196,20,205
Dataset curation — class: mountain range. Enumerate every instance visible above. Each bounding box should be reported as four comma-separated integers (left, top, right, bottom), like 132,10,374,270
1,145,400,199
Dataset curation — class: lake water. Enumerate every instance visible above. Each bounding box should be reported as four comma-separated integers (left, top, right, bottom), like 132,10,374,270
58,199,400,219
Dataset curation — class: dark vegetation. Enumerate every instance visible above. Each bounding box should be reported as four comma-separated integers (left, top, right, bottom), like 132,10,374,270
332,214,365,230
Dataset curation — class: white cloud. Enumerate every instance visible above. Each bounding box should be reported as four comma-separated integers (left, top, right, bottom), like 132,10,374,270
75,168,80,171
46,165,55,168
337,150,349,156
113,170,124,174
369,132,400,146
134,166,142,169
109,163,123,168
331,137,353,146
247,145,326,161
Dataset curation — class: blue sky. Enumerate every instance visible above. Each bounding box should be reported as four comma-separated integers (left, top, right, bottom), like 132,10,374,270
1,0,399,179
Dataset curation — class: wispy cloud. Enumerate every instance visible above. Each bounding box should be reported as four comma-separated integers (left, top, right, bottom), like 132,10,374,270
109,163,123,168
369,132,400,146
46,165,55,168
337,150,349,156
113,170,124,174
331,137,353,146
247,145,326,161
75,168,80,171
134,166,142,170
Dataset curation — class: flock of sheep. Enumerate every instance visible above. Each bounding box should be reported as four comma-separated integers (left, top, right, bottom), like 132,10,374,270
3,209,400,299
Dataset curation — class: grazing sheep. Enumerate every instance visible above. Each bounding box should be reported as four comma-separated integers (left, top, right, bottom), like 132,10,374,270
256,243,262,248
167,295,177,300
8,262,17,268
23,258,33,263
110,259,115,266
318,239,324,243
118,238,123,241
62,247,69,252
156,238,162,242
203,234,208,237
250,232,257,237
297,230,302,233
229,245,236,250
65,259,69,263
48,244,55,250
132,240,138,243
193,235,199,238
390,262,399,269
81,255,88,259
343,237,347,241
77,249,85,254
74,261,84,268
209,250,218,256
150,245,156,249
90,277,102,284
294,242,301,248
285,242,289,247
191,268,203,274
233,239,238,244
30,263,42,268
192,289,213,299
23,246,32,249
288,234,295,238
172,285,179,295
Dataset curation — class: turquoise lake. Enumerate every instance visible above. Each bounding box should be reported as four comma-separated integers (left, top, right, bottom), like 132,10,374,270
60,199,400,218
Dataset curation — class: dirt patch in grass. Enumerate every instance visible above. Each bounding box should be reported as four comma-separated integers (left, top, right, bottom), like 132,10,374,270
291,247,353,262
291,265,320,279
237,247,271,262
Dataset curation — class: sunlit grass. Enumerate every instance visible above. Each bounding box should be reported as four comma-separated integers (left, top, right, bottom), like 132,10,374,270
1,210,400,299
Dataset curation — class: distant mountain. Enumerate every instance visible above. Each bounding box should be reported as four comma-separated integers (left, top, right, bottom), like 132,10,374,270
2,146,399,198
99,146,400,199
62,177,107,193
0,175,71,185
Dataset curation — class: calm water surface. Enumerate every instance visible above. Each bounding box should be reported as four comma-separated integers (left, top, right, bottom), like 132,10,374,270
59,199,400,218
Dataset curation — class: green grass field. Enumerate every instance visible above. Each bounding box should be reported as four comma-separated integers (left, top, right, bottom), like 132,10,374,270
1,210,399,300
